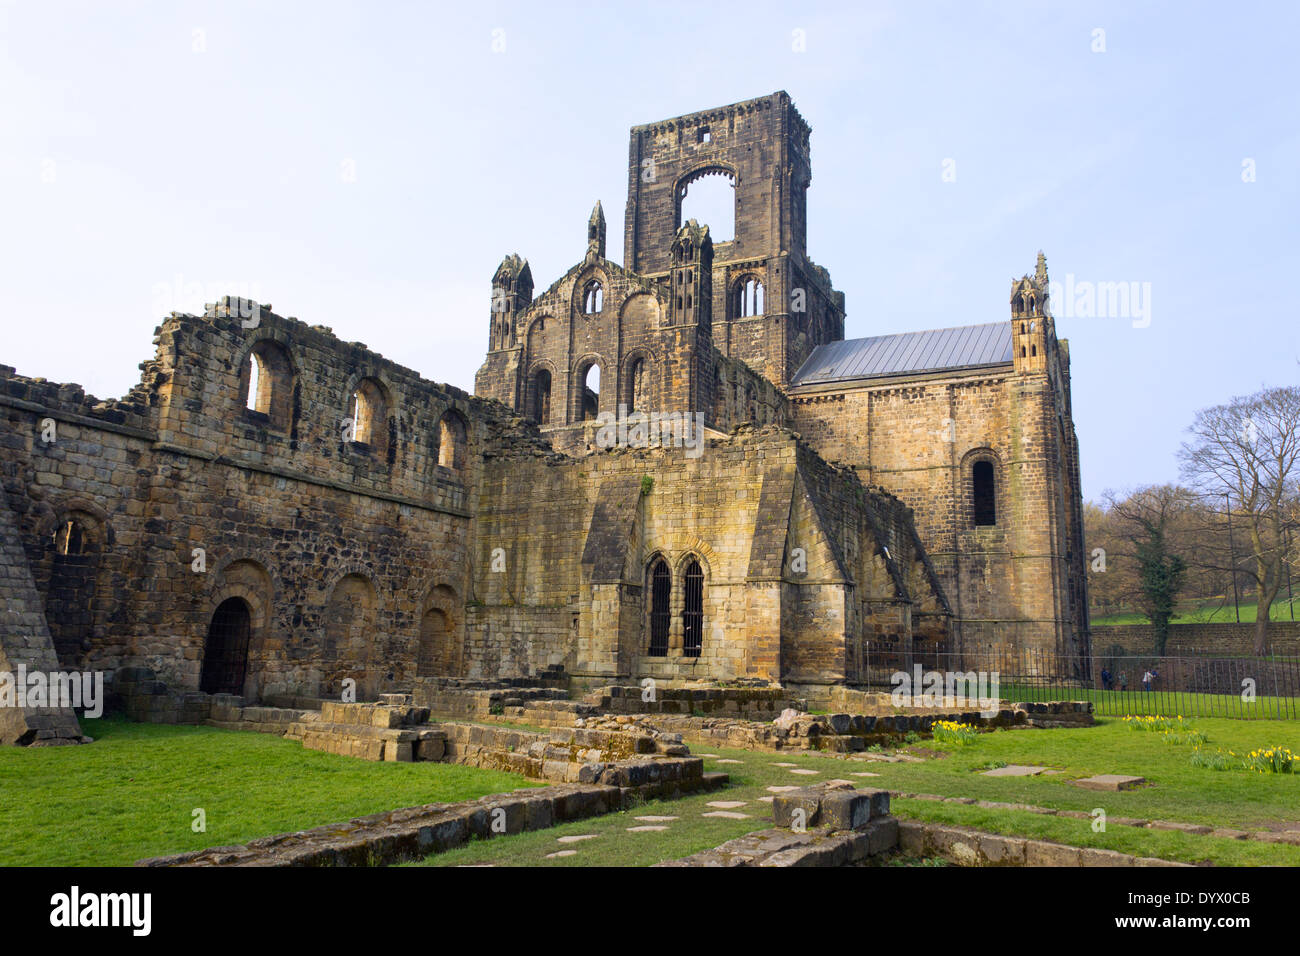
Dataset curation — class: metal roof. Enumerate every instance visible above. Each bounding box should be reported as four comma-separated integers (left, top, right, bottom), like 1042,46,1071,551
790,322,1013,386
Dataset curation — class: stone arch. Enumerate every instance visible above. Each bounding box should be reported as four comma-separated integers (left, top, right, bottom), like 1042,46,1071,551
961,447,1003,529
621,348,658,414
526,360,556,425
645,553,671,657
573,267,609,317
200,597,252,695
341,371,395,458
573,353,605,422
675,164,738,239
238,338,296,431
436,408,469,474
732,273,765,318
323,572,378,698
205,557,274,695
619,291,663,331
416,584,462,678
43,502,110,668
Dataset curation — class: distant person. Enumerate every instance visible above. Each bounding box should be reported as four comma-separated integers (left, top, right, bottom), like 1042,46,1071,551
1142,669,1155,692
1118,672,1128,691
1100,667,1112,691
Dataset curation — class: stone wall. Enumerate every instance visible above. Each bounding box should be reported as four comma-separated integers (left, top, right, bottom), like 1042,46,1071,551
788,316,1088,660
0,301,539,702
1092,622,1300,657
0,492,85,745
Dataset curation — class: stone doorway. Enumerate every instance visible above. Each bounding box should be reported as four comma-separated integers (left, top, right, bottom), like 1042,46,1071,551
200,597,251,695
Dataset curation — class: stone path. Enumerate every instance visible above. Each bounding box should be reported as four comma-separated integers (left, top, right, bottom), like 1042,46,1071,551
635,815,679,822
893,791,1300,845
701,811,750,819
556,834,599,844
627,825,668,832
706,800,748,809
789,768,819,775
545,850,578,858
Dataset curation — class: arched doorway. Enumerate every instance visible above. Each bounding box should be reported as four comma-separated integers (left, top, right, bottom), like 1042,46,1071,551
417,608,456,677
200,598,251,695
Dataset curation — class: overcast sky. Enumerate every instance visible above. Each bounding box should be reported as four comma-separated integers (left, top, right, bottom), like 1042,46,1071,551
2,0,1297,500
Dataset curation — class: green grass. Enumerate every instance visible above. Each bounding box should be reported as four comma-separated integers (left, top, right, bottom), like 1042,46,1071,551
414,716,1300,867
997,683,1300,719
8,714,1300,867
1093,597,1300,626
0,715,541,866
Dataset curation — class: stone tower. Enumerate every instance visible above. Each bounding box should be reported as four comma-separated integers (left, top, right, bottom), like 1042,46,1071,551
622,92,844,386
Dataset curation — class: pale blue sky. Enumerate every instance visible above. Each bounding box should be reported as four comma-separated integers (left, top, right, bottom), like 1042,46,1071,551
2,0,1297,499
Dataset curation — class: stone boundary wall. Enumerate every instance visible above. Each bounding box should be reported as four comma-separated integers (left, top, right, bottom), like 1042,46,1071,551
897,820,1191,867
1093,622,1300,657
136,783,613,867
594,684,792,718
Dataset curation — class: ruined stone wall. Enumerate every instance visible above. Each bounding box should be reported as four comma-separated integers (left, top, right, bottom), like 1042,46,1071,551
0,301,537,701
468,425,946,686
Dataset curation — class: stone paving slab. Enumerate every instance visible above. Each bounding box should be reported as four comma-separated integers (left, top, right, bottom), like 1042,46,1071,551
1072,774,1146,791
981,764,1048,777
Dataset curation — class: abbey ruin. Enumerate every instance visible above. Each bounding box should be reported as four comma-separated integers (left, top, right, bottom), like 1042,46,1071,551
0,92,1089,745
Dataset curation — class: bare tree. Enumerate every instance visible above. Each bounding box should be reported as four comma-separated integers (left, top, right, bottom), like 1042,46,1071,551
1179,386,1300,654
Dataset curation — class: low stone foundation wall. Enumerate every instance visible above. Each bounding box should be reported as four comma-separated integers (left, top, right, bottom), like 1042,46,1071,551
136,783,615,867
411,677,572,719
661,782,899,867
594,684,791,718
897,820,1191,867
287,700,727,801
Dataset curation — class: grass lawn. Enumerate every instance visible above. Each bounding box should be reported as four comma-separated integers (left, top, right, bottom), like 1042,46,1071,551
416,715,1300,867
998,683,1300,719
1093,597,1300,626
0,715,540,866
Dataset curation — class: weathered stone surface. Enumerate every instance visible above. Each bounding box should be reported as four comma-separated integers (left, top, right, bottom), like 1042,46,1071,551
1072,774,1146,792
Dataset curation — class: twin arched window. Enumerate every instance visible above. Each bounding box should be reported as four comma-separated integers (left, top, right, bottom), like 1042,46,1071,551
735,277,764,318
646,556,705,658
583,280,603,314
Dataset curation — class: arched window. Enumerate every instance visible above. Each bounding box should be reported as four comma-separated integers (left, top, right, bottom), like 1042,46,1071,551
49,514,100,667
736,277,764,317
627,357,650,414
973,460,997,526
53,518,87,556
532,368,552,425
682,559,704,657
437,409,468,473
348,379,387,452
200,598,251,695
678,169,735,241
579,362,600,421
241,341,293,430
648,558,670,657
583,280,603,314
